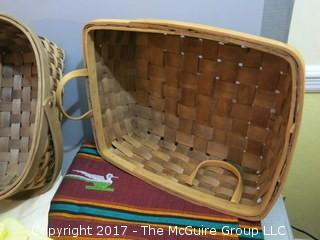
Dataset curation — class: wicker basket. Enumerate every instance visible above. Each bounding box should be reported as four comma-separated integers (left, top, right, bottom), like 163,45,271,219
57,20,304,220
0,14,64,200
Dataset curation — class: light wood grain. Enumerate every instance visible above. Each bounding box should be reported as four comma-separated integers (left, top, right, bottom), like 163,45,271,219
58,19,304,221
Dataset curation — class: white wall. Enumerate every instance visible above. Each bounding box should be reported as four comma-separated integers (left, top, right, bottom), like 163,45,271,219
0,0,265,148
261,0,294,42
289,0,320,65
285,1,320,238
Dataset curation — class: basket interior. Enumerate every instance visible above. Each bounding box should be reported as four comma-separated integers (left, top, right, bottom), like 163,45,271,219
0,19,38,193
91,29,292,207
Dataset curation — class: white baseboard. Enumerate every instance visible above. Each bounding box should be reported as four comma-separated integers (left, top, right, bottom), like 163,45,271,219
306,65,320,92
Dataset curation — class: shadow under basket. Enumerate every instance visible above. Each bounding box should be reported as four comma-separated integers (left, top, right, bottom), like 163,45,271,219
57,20,304,221
0,15,64,200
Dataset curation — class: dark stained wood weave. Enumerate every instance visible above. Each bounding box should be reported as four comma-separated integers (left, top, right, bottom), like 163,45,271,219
0,17,64,198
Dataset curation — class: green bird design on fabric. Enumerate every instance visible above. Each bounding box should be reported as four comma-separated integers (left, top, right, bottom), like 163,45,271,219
65,170,118,192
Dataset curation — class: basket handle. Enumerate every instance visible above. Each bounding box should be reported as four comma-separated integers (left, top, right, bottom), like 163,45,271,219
184,160,243,204
56,68,93,120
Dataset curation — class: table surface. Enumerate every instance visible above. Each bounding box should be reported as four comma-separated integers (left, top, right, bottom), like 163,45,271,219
0,147,294,240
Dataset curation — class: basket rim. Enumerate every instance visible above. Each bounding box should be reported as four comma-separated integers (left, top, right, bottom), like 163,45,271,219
81,19,305,220
0,14,47,197
84,18,305,63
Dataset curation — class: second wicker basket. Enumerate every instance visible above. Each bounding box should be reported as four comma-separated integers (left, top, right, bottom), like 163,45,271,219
57,19,304,221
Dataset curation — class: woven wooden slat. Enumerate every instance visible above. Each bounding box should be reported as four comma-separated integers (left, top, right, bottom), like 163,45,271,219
22,37,64,192
57,20,304,221
0,15,64,199
92,30,292,206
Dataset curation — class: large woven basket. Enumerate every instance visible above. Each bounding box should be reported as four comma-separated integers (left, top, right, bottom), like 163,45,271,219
57,19,304,220
0,14,64,200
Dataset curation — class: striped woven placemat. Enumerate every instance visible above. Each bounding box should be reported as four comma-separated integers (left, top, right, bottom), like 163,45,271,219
48,143,263,240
